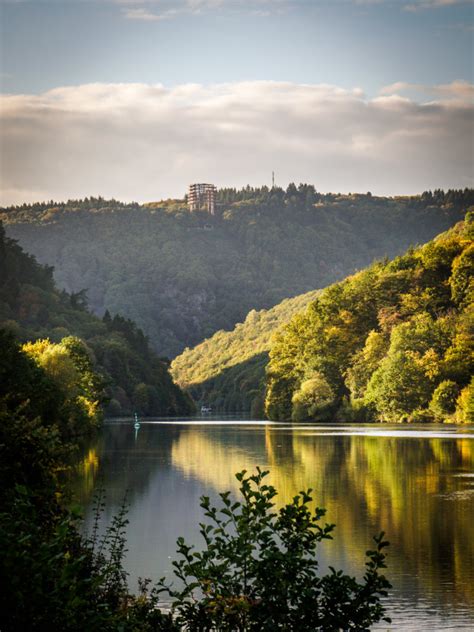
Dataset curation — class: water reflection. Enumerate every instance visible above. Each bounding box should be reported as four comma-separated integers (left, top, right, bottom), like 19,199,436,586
73,422,474,630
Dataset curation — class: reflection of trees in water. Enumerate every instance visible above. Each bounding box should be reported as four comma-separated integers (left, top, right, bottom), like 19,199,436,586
171,427,270,492
73,424,183,508
170,427,474,609
344,436,474,607
73,424,474,612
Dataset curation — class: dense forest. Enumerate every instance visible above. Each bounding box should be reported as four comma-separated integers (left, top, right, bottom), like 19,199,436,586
172,215,473,422
2,187,471,358
0,223,194,417
171,289,320,414
265,214,473,423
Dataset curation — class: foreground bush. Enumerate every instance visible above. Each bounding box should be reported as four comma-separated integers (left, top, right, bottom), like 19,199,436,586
164,468,391,631
0,335,390,630
1,424,391,631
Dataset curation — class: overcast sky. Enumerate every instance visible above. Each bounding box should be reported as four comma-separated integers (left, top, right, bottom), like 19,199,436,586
0,0,473,204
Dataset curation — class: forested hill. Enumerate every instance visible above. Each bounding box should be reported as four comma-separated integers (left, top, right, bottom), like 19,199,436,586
0,223,194,417
171,289,321,414
2,187,471,358
265,214,473,423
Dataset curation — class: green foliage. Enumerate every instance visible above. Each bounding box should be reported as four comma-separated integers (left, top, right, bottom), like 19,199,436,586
450,243,474,306
0,338,176,631
265,215,473,422
429,380,460,418
345,331,389,400
1,351,391,630
291,371,336,421
171,289,320,412
164,468,391,631
22,337,103,433
2,188,469,358
0,225,194,417
0,459,176,632
0,406,64,513
364,314,448,422
455,378,474,423
0,329,65,429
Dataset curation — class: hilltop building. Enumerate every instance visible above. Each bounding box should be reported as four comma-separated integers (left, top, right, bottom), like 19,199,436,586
188,183,217,215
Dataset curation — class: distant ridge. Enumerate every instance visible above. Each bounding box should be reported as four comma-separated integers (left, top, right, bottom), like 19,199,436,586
2,187,471,357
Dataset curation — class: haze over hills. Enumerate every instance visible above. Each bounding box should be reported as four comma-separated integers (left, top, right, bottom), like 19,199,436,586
2,186,471,359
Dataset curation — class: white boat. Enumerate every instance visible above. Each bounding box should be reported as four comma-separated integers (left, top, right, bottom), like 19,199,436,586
201,405,212,414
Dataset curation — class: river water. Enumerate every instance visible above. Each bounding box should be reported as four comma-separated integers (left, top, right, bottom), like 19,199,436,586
73,419,474,630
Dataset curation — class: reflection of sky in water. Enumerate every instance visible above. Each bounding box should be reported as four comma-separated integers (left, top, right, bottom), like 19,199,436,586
74,421,474,631
138,419,474,438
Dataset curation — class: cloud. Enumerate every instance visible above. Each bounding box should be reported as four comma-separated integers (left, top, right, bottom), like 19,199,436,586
1,80,472,206
381,80,474,100
404,0,473,11
122,7,175,20
355,0,472,9
120,0,289,20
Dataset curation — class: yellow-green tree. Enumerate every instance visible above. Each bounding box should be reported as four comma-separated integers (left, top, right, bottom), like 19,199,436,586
22,337,102,433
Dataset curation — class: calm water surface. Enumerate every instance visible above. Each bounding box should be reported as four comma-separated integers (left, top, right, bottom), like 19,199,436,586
73,419,474,631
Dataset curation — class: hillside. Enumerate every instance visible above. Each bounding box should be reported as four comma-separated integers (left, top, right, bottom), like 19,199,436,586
171,288,320,414
265,214,473,423
2,187,471,358
0,223,194,417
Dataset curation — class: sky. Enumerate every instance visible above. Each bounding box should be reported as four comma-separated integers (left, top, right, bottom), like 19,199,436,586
0,0,473,204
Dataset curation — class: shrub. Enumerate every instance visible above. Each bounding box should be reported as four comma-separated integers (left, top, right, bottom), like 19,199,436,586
164,468,391,631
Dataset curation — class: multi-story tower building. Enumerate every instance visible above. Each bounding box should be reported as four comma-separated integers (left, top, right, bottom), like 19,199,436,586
188,183,217,215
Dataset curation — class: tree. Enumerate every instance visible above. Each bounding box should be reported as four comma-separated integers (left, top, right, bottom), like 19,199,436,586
450,243,474,306
0,329,64,428
70,288,89,311
363,314,449,421
291,371,336,421
31,342,80,396
133,382,150,415
165,468,391,631
345,330,388,400
429,380,460,418
455,378,474,423
22,338,102,434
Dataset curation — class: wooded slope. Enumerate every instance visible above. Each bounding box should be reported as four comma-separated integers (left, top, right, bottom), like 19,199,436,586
265,214,473,423
171,289,320,413
0,223,194,417
2,187,469,357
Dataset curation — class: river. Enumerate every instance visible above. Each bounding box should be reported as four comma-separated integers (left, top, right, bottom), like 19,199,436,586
72,418,474,630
